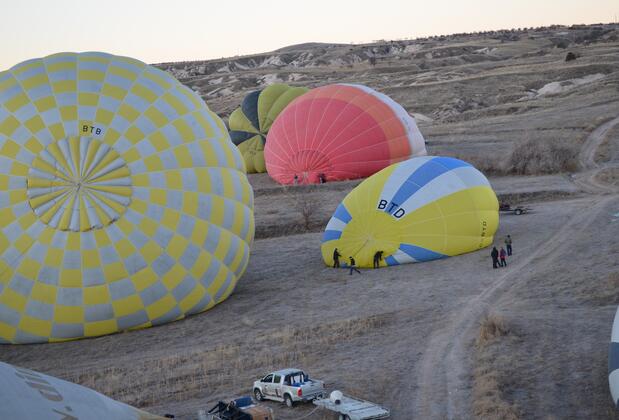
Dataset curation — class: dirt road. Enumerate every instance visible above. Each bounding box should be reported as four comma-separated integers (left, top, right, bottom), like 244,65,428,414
412,116,619,419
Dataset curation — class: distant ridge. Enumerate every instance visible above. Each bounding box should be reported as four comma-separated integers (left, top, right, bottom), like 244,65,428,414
274,42,348,52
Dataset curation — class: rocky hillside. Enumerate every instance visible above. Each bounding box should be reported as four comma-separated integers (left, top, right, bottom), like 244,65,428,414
156,23,618,119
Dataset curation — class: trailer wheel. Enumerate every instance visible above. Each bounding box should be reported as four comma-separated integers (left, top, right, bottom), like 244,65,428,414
284,394,294,407
254,388,264,401
515,209,523,215
338,415,351,420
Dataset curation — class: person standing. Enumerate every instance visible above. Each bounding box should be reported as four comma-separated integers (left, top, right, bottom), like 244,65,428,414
349,256,361,275
332,248,341,268
499,247,507,267
318,173,326,184
293,174,299,185
491,246,499,269
373,250,383,269
505,235,513,256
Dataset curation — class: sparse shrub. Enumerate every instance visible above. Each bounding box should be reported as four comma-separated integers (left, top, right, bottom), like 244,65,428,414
283,185,319,231
565,51,577,62
507,136,579,175
296,195,318,231
477,314,510,346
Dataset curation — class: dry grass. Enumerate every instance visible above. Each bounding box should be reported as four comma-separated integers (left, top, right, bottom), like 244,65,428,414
465,155,507,176
476,314,510,347
506,136,580,175
63,313,390,409
473,314,520,419
451,134,581,177
472,369,521,420
580,272,619,306
449,134,581,176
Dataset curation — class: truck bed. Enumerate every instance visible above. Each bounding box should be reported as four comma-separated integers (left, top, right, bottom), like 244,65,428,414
313,395,389,419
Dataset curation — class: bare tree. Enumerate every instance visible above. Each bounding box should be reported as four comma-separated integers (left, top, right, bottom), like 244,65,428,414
283,185,320,231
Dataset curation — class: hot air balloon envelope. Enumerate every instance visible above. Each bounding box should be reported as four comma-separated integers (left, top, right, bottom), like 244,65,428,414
0,52,254,343
321,156,498,268
609,306,619,406
229,83,308,173
0,361,163,419
265,84,426,184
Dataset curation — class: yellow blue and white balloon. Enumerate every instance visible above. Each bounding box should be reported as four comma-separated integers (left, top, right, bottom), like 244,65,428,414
321,156,498,267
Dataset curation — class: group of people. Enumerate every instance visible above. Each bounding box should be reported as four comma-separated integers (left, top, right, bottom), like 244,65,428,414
332,248,384,275
292,173,327,185
332,235,514,274
490,235,513,269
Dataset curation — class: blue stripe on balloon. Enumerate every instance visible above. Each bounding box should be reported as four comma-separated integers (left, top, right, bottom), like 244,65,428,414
399,244,446,262
385,157,471,215
609,342,619,373
333,203,352,223
385,255,399,266
322,229,342,242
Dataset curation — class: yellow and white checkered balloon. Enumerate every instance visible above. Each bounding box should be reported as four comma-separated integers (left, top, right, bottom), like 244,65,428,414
0,52,254,343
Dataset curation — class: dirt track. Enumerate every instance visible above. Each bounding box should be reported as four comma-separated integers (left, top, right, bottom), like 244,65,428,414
412,115,619,419
574,115,619,194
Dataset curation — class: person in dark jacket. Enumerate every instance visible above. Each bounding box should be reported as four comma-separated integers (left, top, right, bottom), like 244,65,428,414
491,246,499,269
349,256,361,275
499,247,507,267
318,173,326,184
373,251,383,269
505,235,512,256
333,248,341,268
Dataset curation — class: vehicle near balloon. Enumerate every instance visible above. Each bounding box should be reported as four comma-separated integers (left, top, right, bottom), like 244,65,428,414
0,52,254,344
253,368,325,407
0,361,164,419
321,156,499,268
499,203,531,215
228,83,308,173
264,84,427,185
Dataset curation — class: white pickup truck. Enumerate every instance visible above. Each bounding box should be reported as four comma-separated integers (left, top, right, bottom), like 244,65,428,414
253,369,325,407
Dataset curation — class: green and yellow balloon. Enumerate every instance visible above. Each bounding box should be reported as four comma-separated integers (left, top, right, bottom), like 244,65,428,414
228,84,308,173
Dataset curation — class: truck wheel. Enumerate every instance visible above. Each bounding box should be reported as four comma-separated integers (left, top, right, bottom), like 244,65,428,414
254,388,264,401
515,209,523,215
338,415,350,420
284,394,294,407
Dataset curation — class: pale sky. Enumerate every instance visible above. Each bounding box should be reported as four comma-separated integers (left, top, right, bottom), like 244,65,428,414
1,0,617,69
